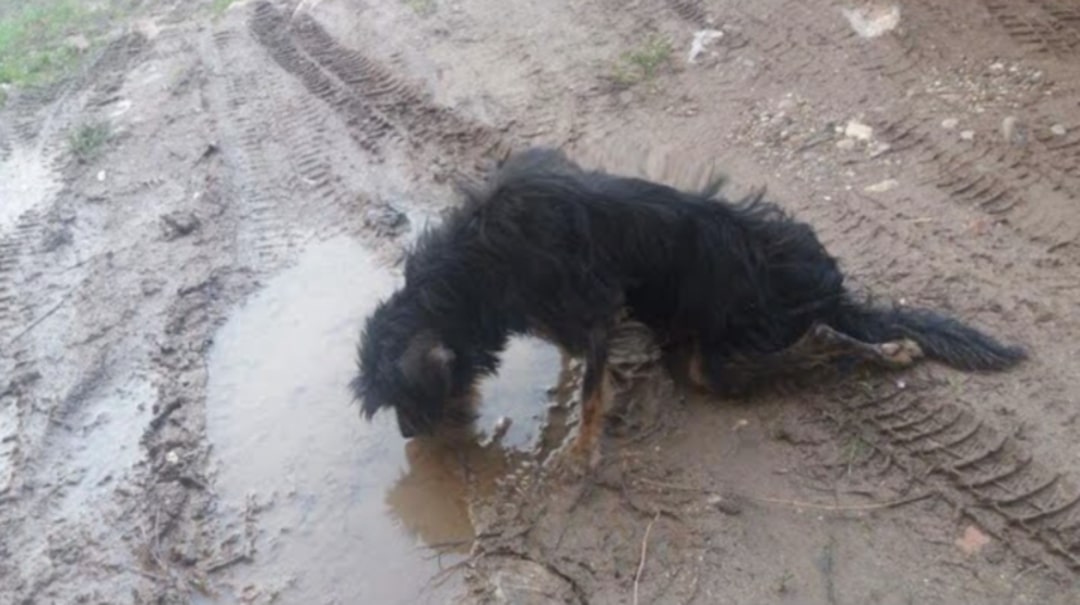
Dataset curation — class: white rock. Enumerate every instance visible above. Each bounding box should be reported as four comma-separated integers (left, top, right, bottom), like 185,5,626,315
941,117,959,130
842,5,901,38
864,178,899,193
688,30,724,64
844,120,874,141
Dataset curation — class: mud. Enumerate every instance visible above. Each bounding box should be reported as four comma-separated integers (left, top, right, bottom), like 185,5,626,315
3,0,1080,603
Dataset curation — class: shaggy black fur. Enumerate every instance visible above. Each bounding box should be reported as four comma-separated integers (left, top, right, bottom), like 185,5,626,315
352,147,1026,443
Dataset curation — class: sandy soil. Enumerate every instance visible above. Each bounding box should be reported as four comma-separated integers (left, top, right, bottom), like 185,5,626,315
3,0,1080,603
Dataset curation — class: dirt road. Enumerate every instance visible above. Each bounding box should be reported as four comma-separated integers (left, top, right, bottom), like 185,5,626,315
2,0,1080,603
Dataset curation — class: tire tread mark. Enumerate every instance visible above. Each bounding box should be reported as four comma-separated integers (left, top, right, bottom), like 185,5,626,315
982,0,1080,56
870,114,1080,248
249,2,509,181
0,210,44,344
824,382,1080,574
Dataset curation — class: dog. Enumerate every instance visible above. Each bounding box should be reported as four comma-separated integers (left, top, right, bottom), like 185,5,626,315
351,147,1026,466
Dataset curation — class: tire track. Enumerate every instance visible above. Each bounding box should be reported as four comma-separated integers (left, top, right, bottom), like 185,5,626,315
664,0,710,27
870,113,1080,250
0,211,45,345
247,6,399,155
834,0,1080,252
824,380,1080,575
982,0,1080,57
248,2,510,181
210,28,299,271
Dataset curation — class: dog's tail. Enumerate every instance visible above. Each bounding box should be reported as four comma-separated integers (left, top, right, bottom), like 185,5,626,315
834,301,1027,371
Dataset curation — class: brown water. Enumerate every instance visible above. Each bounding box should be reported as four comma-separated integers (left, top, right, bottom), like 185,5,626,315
205,236,561,603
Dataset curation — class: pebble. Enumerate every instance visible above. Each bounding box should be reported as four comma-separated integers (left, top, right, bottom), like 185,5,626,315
844,120,874,141
1050,124,1067,136
960,130,975,141
941,117,959,130
707,494,744,516
835,138,857,151
1001,115,1025,144
868,141,892,158
864,178,899,193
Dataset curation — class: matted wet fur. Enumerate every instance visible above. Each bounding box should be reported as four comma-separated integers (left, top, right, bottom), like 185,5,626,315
352,147,1026,466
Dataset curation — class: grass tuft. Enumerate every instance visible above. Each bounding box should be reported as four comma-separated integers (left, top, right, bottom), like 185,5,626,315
402,0,437,17
210,0,238,19
611,34,673,87
68,121,112,163
0,1,93,87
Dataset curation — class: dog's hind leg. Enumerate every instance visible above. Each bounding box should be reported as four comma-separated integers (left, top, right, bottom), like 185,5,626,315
805,323,924,368
694,323,925,395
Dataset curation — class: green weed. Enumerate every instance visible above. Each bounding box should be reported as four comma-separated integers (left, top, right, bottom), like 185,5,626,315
611,35,673,87
210,0,238,19
403,0,437,17
68,121,112,163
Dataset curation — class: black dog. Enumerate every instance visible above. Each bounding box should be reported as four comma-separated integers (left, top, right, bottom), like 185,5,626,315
352,147,1026,463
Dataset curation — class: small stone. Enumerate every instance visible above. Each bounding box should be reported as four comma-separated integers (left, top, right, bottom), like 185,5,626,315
688,29,724,64
864,178,899,193
160,211,200,240
844,120,874,141
1050,124,1067,136
989,62,1005,73
959,130,975,141
96,170,106,182
363,202,409,238
842,5,901,38
868,141,892,158
835,138,857,151
165,450,180,465
940,117,959,130
707,494,744,515
1001,115,1026,144
492,416,512,442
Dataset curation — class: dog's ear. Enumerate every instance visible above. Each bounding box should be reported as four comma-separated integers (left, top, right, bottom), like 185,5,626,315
350,373,380,420
398,332,455,400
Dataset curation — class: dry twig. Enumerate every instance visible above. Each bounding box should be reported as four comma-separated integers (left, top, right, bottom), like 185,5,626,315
633,511,661,605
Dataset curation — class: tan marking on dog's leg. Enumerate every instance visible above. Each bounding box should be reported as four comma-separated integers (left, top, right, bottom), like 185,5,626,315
573,369,611,469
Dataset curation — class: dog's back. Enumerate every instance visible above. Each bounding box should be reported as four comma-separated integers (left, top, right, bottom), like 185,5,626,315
452,149,848,356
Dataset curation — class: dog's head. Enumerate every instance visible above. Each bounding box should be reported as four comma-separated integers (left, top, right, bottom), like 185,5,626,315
352,293,459,438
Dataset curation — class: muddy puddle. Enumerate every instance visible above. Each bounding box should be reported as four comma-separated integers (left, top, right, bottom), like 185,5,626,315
205,236,562,603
